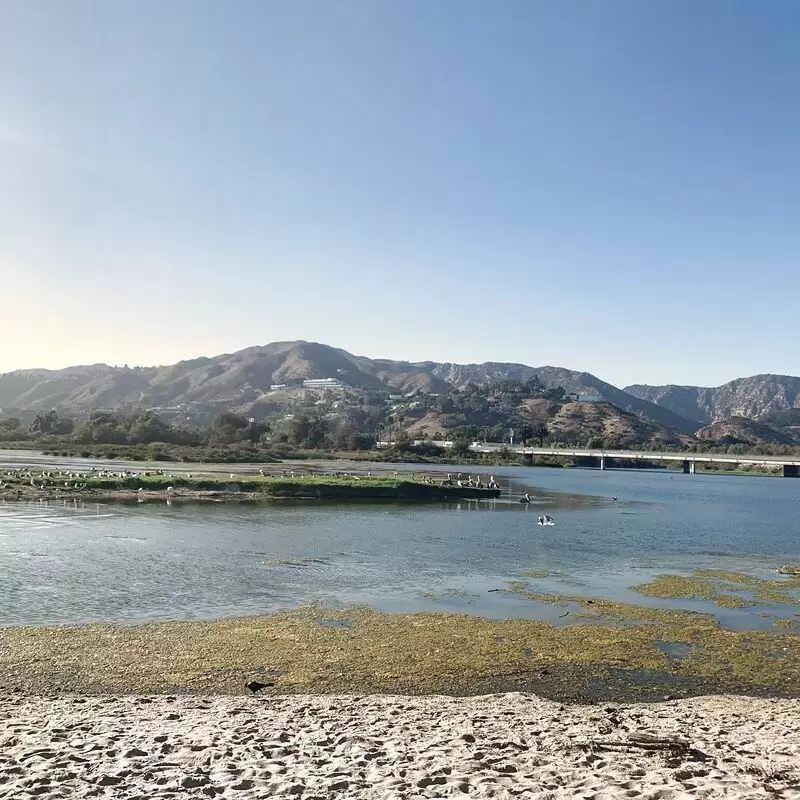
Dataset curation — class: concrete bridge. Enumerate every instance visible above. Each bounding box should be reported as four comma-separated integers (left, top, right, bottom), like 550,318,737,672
463,443,800,477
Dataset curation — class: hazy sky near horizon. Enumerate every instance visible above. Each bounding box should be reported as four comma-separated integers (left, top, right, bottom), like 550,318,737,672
1,1,798,388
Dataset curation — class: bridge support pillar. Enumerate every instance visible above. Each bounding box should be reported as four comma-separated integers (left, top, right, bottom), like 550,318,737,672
600,456,605,471
683,460,696,474
783,464,800,478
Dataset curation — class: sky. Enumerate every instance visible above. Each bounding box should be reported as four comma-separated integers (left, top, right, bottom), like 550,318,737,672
1,0,799,388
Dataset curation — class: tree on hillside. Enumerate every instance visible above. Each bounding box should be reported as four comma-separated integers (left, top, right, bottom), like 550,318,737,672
74,412,125,444
0,417,25,442
333,422,372,451
286,414,329,449
533,423,549,447
127,411,171,444
449,439,472,457
544,385,566,401
30,410,74,436
523,376,545,395
304,416,329,449
208,412,248,445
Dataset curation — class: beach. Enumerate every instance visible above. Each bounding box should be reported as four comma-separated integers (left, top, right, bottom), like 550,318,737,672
1,692,798,798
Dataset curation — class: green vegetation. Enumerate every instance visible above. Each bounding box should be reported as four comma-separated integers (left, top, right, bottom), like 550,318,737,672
1,602,799,698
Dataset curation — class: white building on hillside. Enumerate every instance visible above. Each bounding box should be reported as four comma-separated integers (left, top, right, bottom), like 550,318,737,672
302,377,346,389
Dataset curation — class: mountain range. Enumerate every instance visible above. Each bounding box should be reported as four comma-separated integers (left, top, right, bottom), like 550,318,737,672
1,341,798,443
624,375,800,425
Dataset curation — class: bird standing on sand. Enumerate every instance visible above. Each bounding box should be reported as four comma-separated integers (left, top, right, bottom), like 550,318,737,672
246,681,273,694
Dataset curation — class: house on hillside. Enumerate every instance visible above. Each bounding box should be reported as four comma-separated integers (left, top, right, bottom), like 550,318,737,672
302,377,345,389
577,393,605,403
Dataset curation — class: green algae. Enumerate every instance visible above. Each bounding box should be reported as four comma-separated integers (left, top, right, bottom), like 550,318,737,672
694,570,800,605
630,570,800,609
630,574,753,608
523,569,550,579
420,588,478,603
2,598,798,698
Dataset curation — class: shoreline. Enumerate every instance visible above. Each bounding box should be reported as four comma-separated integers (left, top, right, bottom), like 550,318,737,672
2,692,798,799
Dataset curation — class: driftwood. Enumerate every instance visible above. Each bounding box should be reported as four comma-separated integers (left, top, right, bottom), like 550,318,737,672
579,733,711,763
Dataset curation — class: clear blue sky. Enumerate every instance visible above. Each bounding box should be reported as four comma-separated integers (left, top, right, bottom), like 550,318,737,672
1,0,798,387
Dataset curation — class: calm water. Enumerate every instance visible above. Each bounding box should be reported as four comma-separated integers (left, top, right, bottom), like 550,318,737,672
1,463,799,630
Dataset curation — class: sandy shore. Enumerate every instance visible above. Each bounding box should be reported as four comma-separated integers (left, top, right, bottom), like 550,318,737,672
1,693,798,799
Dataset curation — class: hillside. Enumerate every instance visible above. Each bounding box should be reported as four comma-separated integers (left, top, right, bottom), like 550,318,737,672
694,416,798,447
0,341,698,433
542,401,691,449
625,374,800,425
759,409,800,443
403,394,690,450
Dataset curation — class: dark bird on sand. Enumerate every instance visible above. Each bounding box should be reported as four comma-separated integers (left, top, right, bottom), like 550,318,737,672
246,681,273,694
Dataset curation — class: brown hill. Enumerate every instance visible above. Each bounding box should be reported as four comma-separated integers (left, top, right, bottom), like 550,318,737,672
694,417,798,447
542,401,691,449
405,399,690,449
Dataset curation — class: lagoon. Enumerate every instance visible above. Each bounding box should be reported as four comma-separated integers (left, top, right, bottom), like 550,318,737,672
1,463,798,630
